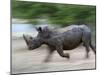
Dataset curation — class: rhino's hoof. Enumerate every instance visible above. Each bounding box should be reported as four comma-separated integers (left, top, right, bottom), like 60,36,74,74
44,59,50,63
66,53,70,59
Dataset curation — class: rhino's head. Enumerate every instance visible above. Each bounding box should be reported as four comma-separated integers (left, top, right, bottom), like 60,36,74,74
23,26,54,50
23,34,42,50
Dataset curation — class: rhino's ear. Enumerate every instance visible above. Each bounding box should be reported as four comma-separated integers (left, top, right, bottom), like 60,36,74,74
36,27,42,32
43,26,49,32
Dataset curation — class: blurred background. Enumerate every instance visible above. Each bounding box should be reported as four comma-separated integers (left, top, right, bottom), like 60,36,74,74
12,0,96,74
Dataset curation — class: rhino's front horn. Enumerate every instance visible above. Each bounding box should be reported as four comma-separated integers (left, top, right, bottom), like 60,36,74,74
23,34,29,46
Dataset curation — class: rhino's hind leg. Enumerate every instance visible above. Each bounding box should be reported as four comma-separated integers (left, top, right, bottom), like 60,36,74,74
84,44,90,58
82,32,91,58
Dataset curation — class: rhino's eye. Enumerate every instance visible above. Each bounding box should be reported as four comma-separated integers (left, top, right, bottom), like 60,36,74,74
29,37,33,39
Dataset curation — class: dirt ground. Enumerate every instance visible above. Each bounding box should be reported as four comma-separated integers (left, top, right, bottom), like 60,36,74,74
11,38,96,74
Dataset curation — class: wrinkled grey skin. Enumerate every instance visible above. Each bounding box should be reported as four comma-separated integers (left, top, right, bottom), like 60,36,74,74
23,25,96,62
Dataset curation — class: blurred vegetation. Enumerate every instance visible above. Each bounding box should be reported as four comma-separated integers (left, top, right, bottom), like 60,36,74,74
12,0,96,27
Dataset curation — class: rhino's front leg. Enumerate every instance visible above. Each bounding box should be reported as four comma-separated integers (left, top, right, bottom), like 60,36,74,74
44,50,54,62
43,45,55,62
56,44,70,59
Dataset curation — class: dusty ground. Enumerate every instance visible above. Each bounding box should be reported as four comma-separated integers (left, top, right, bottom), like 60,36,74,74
11,38,96,74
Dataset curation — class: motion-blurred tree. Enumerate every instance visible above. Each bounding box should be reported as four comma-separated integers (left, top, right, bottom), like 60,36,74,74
12,0,96,26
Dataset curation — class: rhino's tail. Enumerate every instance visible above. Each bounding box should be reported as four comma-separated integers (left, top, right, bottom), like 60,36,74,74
90,42,96,54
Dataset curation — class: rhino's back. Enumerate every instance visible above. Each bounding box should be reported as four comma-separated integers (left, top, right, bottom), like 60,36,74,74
48,25,91,50
63,28,82,50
